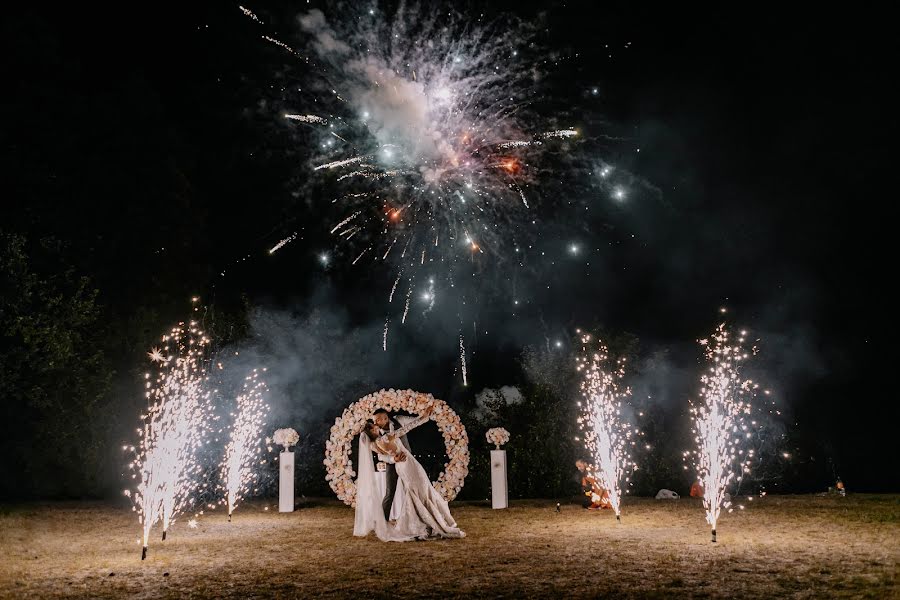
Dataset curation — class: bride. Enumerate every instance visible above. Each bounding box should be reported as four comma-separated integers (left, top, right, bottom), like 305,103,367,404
353,409,465,541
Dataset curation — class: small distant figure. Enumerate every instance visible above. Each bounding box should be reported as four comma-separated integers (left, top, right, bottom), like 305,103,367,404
575,459,611,510
556,502,561,513
690,480,704,498
836,478,846,497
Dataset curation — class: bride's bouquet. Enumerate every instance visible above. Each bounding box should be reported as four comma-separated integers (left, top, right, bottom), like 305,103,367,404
272,428,300,451
485,427,510,450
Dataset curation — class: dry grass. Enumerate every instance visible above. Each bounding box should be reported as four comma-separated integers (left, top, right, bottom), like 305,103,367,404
1,495,897,599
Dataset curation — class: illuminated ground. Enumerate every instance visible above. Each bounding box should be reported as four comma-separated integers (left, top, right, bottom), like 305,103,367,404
1,495,896,598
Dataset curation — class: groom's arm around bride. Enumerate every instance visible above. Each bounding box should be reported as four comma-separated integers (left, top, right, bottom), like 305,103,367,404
373,409,412,520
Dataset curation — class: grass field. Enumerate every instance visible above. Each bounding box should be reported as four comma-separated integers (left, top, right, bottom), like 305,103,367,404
1,495,897,598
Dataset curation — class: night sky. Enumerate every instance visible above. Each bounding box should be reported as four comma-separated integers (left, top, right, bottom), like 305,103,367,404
2,3,891,492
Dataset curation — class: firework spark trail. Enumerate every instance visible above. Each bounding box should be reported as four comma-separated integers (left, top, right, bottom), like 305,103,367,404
513,183,529,208
459,335,468,386
383,238,397,260
401,286,412,323
262,35,302,58
330,211,360,234
239,5,263,23
541,128,578,139
576,334,638,519
285,113,327,124
352,247,370,264
336,170,370,181
689,323,760,542
126,317,212,560
383,318,389,351
496,140,538,149
268,232,298,254
315,155,370,170
263,36,301,56
221,369,269,520
389,272,401,302
332,192,370,204
336,169,402,182
493,129,576,149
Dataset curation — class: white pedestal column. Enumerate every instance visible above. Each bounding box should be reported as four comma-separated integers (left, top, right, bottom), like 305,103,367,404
279,451,294,512
490,449,508,509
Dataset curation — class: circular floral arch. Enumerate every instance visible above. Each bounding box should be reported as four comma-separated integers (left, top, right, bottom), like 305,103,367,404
324,389,469,506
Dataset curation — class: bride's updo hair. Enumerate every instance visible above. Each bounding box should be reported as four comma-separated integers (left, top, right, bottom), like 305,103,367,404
363,419,379,441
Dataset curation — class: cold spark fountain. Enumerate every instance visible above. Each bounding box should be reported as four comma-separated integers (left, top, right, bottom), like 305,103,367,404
220,368,269,521
126,318,213,560
688,323,761,543
576,333,638,521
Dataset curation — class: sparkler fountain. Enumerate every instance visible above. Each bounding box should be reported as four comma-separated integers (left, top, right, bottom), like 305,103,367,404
576,334,638,522
688,323,760,542
220,368,269,522
126,317,213,560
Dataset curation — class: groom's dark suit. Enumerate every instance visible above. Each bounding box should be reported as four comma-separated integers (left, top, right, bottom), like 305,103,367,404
381,415,412,520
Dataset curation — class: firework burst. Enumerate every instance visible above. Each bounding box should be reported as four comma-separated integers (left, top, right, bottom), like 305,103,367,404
254,4,579,380
220,368,270,520
576,334,638,519
687,323,761,542
126,318,213,560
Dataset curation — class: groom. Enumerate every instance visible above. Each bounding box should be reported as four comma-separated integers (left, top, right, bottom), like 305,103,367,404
373,408,412,520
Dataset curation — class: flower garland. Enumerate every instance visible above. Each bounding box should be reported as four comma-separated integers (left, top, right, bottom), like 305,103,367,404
324,389,469,507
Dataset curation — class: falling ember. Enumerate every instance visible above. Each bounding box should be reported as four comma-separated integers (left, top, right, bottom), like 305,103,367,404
689,323,761,542
221,369,269,521
576,334,638,519
127,319,213,559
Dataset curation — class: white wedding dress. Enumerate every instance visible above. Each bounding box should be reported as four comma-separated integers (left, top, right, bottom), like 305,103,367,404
354,417,465,542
